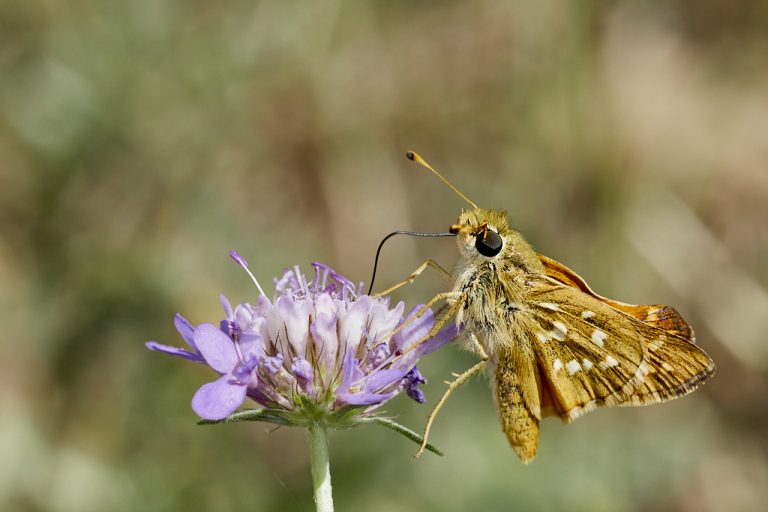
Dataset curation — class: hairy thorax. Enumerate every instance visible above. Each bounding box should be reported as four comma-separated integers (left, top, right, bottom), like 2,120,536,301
451,259,532,357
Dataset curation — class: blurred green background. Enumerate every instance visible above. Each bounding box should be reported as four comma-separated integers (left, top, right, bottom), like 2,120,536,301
2,1,767,511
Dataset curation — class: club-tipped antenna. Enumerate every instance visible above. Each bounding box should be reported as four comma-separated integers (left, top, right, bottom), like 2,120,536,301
406,151,478,210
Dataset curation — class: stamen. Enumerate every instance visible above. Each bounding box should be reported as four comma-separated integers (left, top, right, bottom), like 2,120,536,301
310,262,321,293
229,250,267,297
294,265,309,297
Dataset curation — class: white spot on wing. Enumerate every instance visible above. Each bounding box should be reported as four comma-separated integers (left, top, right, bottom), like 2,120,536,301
538,302,560,311
565,359,581,374
597,356,620,370
591,329,607,347
553,359,563,373
546,319,568,341
582,358,593,370
553,321,568,333
536,332,549,343
548,329,566,341
581,310,595,320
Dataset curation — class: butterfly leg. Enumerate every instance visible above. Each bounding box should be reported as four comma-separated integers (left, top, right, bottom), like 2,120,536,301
399,292,466,357
378,291,465,349
372,259,451,298
416,346,488,459
468,332,490,360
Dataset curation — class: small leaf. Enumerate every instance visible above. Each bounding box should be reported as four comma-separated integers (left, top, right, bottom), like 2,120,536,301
197,408,294,426
363,417,443,456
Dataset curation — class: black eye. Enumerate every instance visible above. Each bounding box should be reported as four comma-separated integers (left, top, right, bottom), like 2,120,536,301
475,229,503,257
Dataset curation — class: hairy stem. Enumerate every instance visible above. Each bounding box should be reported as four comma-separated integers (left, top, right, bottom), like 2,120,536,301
308,422,334,512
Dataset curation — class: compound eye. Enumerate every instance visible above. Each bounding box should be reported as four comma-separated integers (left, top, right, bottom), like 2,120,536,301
475,229,503,257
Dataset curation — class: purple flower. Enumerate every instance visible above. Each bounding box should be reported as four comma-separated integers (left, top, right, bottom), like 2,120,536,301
147,257,459,421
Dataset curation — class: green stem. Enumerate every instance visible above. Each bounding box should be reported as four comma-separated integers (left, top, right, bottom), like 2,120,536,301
308,422,334,512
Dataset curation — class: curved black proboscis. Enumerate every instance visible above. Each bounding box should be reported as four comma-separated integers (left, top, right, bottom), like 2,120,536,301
367,230,456,295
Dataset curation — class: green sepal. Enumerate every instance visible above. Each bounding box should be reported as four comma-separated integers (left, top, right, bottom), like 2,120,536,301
197,408,295,426
197,405,444,456
196,401,365,430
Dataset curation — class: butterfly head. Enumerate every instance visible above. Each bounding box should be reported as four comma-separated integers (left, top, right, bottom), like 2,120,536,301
450,208,540,271
450,208,510,258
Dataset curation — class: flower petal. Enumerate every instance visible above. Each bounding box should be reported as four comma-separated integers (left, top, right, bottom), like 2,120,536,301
363,367,411,392
219,294,234,320
263,354,285,374
145,341,204,363
337,349,364,394
367,300,404,343
390,324,460,373
364,342,389,370
407,386,426,404
336,390,396,406
274,268,300,295
338,296,374,353
314,292,336,319
265,301,289,355
404,366,427,403
246,387,274,408
392,304,435,352
415,323,461,357
310,295,339,376
174,314,197,351
193,323,239,373
291,357,315,395
239,331,266,361
266,361,298,395
191,375,247,420
254,295,272,316
276,296,313,358
232,303,255,328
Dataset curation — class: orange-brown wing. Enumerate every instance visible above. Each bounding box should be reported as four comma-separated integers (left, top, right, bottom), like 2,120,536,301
524,276,715,423
538,254,695,343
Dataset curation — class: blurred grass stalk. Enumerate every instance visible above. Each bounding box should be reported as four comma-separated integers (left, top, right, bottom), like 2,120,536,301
627,190,768,370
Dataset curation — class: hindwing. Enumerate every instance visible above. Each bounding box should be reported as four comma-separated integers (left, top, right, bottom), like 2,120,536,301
538,254,696,342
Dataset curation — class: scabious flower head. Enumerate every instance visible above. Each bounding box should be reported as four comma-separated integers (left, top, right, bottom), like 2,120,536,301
147,254,459,424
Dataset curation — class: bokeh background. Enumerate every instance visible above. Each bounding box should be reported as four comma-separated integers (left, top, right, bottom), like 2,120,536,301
2,1,767,511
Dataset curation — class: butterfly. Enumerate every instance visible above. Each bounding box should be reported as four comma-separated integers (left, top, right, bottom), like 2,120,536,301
392,151,716,463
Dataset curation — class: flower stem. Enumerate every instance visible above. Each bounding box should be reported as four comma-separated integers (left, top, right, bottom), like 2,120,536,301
308,422,334,512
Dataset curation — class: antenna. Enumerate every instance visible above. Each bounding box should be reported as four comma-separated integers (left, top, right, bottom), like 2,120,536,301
406,151,478,209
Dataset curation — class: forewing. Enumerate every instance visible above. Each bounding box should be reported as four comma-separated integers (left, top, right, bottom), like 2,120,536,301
621,332,715,406
538,254,695,342
523,277,714,422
